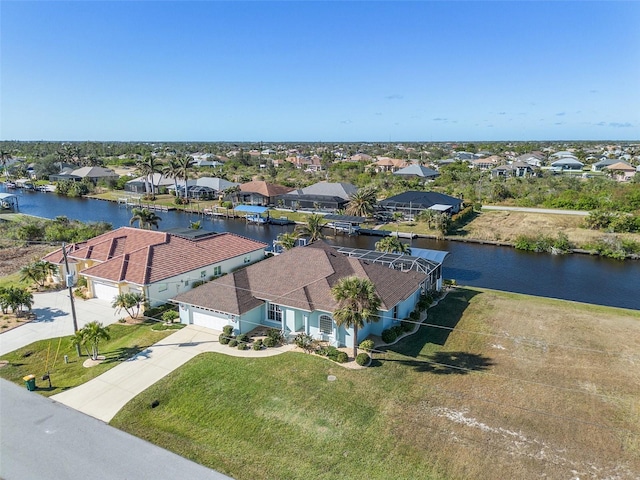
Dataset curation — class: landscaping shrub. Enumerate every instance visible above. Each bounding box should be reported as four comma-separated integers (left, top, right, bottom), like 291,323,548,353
356,352,370,366
294,333,315,353
391,325,405,337
191,280,205,288
161,310,179,324
358,339,375,352
144,303,175,320
381,328,397,344
263,336,277,348
228,339,238,347
222,325,234,336
401,319,415,332
252,339,263,351
219,333,230,345
409,310,420,321
336,351,348,363
266,328,285,345
237,343,248,350
237,334,249,344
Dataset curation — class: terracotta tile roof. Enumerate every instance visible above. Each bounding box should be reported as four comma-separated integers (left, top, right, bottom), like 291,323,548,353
44,227,266,286
240,180,294,197
174,241,427,315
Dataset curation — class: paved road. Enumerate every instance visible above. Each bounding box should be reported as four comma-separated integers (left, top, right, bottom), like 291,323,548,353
0,290,119,356
0,378,232,480
482,205,589,216
52,325,294,422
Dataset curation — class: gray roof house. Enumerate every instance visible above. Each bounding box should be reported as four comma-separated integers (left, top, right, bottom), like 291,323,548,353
125,173,175,194
550,157,584,170
393,164,440,180
277,182,357,211
49,166,119,184
171,177,240,200
378,191,463,216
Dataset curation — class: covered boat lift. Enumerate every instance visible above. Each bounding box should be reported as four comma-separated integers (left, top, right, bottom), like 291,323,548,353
0,192,19,210
234,204,270,224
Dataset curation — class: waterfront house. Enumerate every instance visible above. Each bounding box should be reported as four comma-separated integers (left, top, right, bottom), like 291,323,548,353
378,191,463,218
277,182,357,211
42,227,267,306
125,173,175,194
49,166,119,185
173,241,446,350
229,180,294,206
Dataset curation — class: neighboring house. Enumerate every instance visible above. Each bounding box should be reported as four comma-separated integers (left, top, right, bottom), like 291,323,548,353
277,182,357,211
230,181,294,206
49,166,119,184
42,227,267,306
125,173,174,194
369,157,408,173
378,191,463,216
516,152,545,168
604,162,637,181
491,161,535,178
591,158,625,172
550,157,584,170
170,177,239,200
173,241,446,350
393,164,440,180
470,156,502,170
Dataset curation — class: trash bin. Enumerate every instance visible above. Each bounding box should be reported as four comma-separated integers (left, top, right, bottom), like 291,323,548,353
23,374,36,391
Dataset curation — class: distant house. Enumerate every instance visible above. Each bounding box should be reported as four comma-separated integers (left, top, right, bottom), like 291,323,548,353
470,156,502,170
170,177,239,200
550,157,584,170
491,161,535,178
516,152,545,168
591,158,625,172
173,241,446,350
393,164,440,180
277,182,357,211
604,162,637,181
49,166,119,184
378,191,463,217
42,227,267,306
230,181,294,206
369,157,408,173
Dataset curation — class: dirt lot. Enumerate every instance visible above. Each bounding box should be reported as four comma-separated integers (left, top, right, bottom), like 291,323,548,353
456,210,640,246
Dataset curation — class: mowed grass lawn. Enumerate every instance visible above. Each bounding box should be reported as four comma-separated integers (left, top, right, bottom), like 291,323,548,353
111,288,640,480
0,322,176,397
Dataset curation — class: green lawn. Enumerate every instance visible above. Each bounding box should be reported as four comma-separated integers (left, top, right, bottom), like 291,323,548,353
110,289,640,480
0,322,176,396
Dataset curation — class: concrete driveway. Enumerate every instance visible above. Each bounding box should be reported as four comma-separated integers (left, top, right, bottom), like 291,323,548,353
0,290,119,356
52,324,294,423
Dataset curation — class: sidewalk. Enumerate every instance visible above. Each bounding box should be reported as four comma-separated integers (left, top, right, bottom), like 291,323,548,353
52,324,295,423
0,290,118,356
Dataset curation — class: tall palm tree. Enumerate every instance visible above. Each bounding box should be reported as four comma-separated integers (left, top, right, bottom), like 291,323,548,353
129,208,162,230
295,213,325,242
277,231,299,250
175,153,193,199
331,276,382,359
346,186,377,218
136,154,163,198
82,321,111,360
162,158,182,198
375,236,411,254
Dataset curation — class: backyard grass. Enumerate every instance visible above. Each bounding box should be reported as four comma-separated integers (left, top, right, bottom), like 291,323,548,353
0,322,175,397
111,288,640,480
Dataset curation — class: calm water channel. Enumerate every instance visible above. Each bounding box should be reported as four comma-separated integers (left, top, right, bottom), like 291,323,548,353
3,187,639,310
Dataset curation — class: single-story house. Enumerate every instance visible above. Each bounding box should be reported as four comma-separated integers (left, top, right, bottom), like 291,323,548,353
378,191,463,217
491,161,535,178
604,162,637,181
550,157,584,170
229,181,294,206
369,157,408,173
277,182,357,211
49,166,119,184
470,156,502,170
173,241,446,350
125,173,175,194
516,152,545,168
42,227,267,306
591,158,628,172
169,177,239,200
393,164,440,180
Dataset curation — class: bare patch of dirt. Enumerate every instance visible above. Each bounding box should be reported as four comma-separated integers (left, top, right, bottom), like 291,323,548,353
0,312,36,333
0,244,58,278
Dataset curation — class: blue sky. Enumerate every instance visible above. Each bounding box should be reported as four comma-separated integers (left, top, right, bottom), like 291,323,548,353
2,1,639,142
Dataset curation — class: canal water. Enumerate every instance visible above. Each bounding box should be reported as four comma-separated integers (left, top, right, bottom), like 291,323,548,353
3,188,639,310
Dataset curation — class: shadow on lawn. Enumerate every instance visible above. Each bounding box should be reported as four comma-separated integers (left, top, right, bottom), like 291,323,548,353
381,351,494,375
383,288,481,358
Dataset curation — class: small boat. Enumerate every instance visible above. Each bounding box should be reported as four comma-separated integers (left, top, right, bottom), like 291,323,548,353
5,182,16,189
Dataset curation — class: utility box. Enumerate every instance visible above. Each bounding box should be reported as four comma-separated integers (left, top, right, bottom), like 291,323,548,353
23,374,36,391
66,273,75,288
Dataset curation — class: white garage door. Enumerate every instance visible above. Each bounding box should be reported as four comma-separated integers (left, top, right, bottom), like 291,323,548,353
93,282,119,302
192,311,229,331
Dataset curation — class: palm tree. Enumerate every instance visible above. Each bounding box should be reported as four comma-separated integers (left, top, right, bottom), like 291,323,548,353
70,329,90,357
331,276,382,359
136,154,163,198
175,153,193,199
277,231,299,250
295,213,325,242
375,236,411,254
162,158,182,198
129,208,162,230
82,321,111,360
345,187,377,218
112,292,145,318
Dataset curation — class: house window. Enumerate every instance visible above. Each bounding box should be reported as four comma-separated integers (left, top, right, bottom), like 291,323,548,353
244,255,251,264
158,283,168,292
268,303,282,323
201,270,207,278
319,315,333,335
393,305,398,319
213,266,222,276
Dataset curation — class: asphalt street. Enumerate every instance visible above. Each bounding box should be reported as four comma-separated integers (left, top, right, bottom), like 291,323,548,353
0,378,233,480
